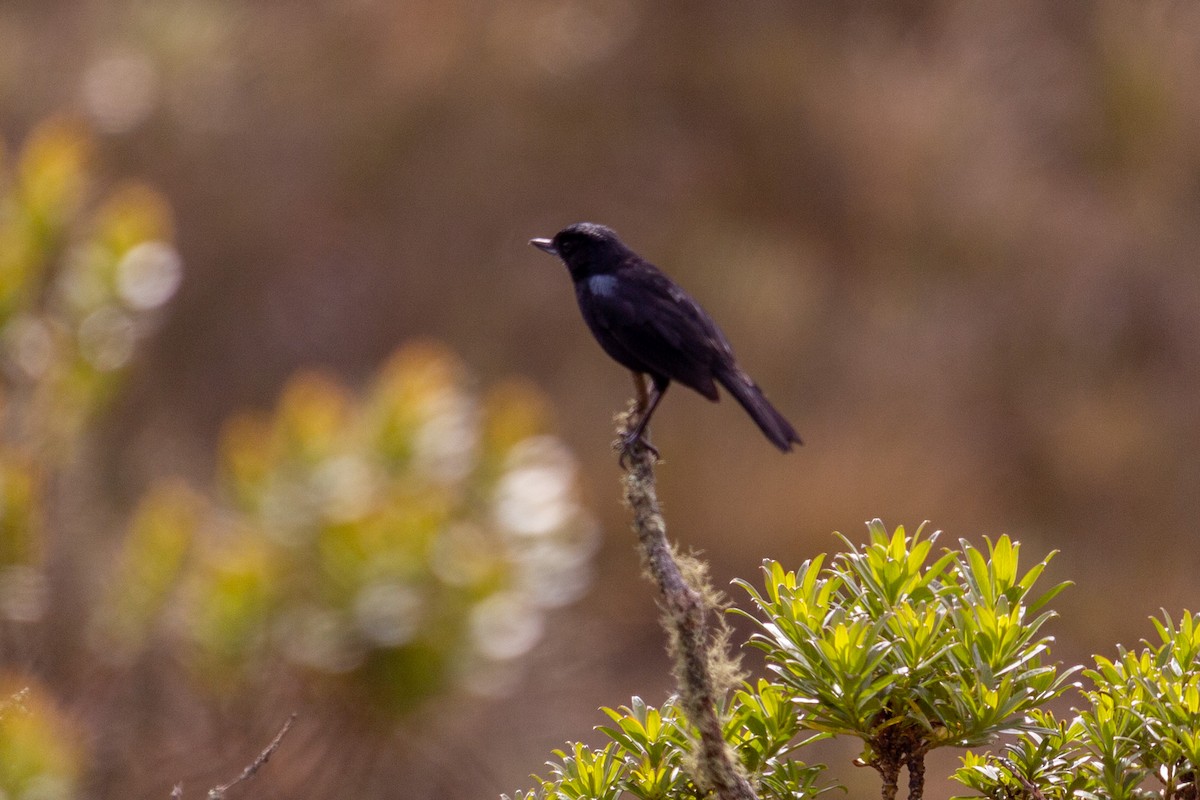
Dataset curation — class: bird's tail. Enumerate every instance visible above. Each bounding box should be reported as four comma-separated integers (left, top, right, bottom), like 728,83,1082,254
715,365,802,452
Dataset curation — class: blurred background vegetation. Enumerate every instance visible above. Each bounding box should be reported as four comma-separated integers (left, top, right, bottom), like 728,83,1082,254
0,2,1198,799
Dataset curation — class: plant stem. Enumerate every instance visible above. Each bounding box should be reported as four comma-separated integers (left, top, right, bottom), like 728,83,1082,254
619,375,757,800
877,758,899,800
906,753,924,800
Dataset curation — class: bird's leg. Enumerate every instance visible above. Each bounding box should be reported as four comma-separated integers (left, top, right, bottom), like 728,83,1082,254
627,384,664,446
632,370,651,412
620,373,665,463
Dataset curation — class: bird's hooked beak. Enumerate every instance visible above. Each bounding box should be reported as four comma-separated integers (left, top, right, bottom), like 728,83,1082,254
529,237,557,256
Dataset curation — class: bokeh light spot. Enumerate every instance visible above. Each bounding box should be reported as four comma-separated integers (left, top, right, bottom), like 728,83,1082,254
277,606,363,673
313,454,376,523
413,392,479,483
77,306,136,371
0,565,48,622
494,436,579,536
116,241,183,310
3,316,57,379
81,52,159,134
470,592,544,661
353,582,423,647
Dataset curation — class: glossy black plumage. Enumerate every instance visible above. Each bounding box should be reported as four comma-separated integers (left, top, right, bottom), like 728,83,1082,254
530,222,801,452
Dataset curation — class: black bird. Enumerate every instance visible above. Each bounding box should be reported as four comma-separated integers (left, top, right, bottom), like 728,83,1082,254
530,222,801,454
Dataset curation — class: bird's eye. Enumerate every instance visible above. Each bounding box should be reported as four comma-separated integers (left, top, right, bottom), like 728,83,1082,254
558,240,574,255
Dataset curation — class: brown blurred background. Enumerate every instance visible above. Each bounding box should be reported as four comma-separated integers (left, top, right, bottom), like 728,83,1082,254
2,2,1199,798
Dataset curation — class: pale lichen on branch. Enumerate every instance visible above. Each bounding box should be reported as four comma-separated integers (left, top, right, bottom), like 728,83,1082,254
617,378,757,800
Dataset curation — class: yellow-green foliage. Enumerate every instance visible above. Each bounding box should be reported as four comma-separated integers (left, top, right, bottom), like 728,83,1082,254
89,482,200,662
0,119,181,637
97,342,598,718
0,117,181,454
0,117,183,796
0,448,41,569
0,683,83,800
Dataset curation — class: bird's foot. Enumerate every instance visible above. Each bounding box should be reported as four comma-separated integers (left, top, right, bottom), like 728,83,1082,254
617,430,659,469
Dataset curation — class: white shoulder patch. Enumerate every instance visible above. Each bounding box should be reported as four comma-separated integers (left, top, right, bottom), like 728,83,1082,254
587,274,619,297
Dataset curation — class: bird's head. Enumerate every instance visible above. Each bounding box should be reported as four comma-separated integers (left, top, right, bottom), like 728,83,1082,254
530,222,632,280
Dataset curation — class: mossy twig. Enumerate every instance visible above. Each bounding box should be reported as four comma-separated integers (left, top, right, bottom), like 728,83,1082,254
617,375,757,800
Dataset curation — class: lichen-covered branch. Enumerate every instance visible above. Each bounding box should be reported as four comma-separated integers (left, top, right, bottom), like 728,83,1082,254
617,376,757,800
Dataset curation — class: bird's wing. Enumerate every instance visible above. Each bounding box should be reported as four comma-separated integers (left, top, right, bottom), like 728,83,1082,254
581,267,730,399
